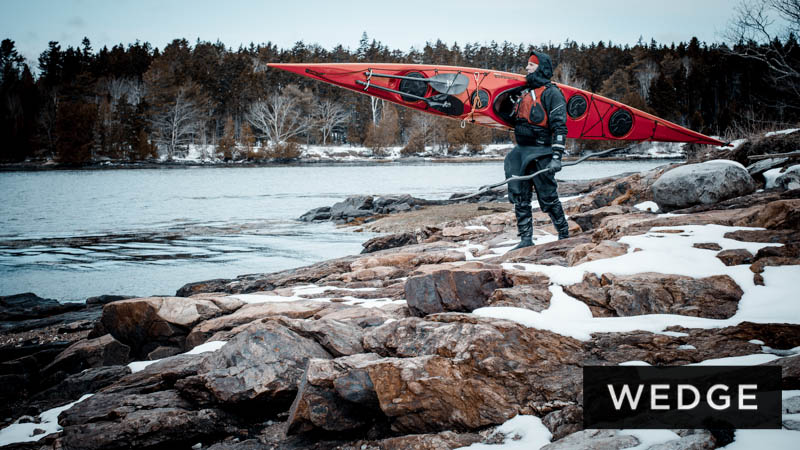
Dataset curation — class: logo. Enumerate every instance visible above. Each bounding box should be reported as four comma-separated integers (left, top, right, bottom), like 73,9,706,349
583,366,781,429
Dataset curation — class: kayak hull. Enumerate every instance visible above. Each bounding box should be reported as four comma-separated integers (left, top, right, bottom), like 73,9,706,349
268,63,725,146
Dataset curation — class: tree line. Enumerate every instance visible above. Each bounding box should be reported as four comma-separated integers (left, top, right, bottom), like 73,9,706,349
1,6,798,163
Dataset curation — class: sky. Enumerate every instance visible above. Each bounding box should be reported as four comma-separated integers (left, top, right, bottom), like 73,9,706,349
2,0,741,66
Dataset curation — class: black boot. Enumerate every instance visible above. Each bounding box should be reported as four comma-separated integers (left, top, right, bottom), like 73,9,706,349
511,202,534,250
544,200,570,240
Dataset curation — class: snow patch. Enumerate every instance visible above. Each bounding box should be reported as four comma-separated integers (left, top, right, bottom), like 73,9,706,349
0,394,92,446
476,224,796,341
765,128,800,137
128,340,228,373
456,415,551,450
634,201,659,212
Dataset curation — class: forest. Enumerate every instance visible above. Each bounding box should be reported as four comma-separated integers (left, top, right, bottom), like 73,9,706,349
1,2,798,163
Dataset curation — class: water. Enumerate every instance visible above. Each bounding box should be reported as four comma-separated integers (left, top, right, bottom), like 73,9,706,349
0,160,678,301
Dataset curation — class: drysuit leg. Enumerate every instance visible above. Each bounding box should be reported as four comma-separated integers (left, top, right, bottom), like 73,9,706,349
530,156,569,240
504,148,534,249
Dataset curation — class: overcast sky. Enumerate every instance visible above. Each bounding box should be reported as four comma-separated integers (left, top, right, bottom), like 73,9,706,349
4,0,740,65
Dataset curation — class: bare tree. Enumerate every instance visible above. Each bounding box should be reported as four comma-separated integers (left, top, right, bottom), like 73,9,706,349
726,0,800,106
370,97,383,125
553,61,587,90
107,78,144,106
633,60,659,102
246,93,310,144
150,85,201,160
314,100,349,145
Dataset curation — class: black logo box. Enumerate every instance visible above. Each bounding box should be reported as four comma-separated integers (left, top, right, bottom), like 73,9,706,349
583,366,782,429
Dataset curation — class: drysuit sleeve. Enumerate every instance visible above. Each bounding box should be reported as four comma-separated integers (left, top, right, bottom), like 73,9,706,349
543,85,568,155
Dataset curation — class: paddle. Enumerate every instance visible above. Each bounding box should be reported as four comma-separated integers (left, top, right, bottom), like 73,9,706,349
355,79,452,109
365,72,470,95
450,146,629,201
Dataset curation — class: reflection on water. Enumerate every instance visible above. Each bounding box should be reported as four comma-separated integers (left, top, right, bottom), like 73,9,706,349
0,160,679,301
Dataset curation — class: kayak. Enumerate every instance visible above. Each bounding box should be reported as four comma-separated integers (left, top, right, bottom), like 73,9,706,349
267,63,725,146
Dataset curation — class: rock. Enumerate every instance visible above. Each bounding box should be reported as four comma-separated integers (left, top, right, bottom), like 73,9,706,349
541,429,638,450
350,249,465,273
775,165,800,190
361,232,417,253
403,262,509,316
85,295,135,306
563,273,742,319
42,334,130,377
273,317,365,357
763,354,800,389
586,322,800,366
725,228,800,244
693,242,723,251
298,206,331,222
571,205,637,232
176,254,360,296
315,305,400,328
371,431,482,449
566,240,629,266
487,284,551,311
287,353,385,435
0,293,83,321
28,365,131,413
716,249,754,266
59,389,234,450
330,196,374,220
101,296,226,358
651,160,756,211
747,157,789,178
784,395,800,414
567,169,667,214
176,320,331,413
341,265,407,283
542,405,583,441
362,314,583,433
491,234,593,266
441,226,486,237
186,300,332,348
672,186,800,214
646,431,716,450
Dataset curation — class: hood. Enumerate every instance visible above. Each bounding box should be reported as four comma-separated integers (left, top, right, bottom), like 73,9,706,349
526,50,554,88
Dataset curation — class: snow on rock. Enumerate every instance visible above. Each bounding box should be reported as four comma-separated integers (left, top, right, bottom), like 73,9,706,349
634,201,659,212
127,340,228,373
475,224,795,340
456,415,552,450
0,394,92,446
618,430,682,450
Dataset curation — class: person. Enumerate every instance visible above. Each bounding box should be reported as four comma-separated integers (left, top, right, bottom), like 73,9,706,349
504,50,570,250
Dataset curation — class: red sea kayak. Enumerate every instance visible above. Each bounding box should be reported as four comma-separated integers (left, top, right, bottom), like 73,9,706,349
268,63,725,146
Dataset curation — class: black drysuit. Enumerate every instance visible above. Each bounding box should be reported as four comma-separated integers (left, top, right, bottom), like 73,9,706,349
503,51,570,242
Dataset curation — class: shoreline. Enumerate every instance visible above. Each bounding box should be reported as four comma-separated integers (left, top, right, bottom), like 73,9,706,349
0,155,685,172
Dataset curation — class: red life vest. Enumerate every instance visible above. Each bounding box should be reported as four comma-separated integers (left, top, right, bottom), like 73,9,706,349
514,86,549,127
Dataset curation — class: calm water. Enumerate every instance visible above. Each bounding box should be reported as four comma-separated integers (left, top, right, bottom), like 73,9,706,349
0,160,678,302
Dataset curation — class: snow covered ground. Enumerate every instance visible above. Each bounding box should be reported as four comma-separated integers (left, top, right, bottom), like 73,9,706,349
163,141,690,163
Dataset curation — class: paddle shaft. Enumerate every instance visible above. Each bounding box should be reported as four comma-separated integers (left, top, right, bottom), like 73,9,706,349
355,80,450,108
365,72,468,94
450,146,628,201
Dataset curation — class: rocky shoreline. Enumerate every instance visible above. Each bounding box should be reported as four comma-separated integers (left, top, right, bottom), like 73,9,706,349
1,137,800,449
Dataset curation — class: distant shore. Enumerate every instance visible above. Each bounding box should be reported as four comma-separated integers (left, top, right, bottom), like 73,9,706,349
0,154,684,172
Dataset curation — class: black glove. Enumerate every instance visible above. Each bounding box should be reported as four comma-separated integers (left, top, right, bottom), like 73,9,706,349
547,152,563,173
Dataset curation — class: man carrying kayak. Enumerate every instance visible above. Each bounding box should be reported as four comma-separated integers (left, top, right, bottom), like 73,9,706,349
505,50,570,250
